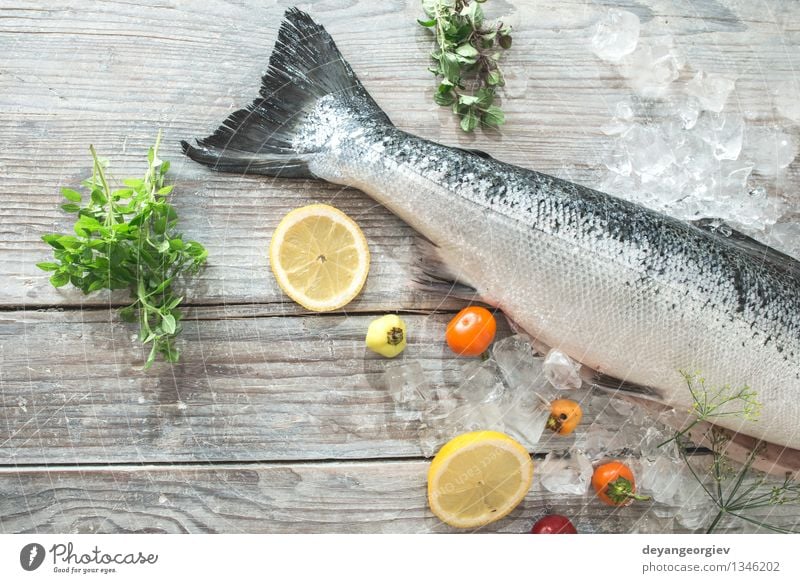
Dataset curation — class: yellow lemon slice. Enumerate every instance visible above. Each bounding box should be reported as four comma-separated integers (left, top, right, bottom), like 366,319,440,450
427,431,533,529
269,204,370,312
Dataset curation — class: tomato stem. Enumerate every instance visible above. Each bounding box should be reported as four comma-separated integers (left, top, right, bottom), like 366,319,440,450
605,476,651,505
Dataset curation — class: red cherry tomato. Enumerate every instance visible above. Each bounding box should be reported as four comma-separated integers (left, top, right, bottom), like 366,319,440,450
445,306,497,357
530,514,577,534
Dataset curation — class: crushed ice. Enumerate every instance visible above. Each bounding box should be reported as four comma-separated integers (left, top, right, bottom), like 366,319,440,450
589,7,798,255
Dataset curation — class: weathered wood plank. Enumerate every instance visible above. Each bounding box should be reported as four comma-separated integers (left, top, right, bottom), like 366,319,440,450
2,459,797,534
1,0,797,309
1,308,644,464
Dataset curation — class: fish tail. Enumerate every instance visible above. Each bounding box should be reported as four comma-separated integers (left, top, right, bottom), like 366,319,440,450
182,8,391,178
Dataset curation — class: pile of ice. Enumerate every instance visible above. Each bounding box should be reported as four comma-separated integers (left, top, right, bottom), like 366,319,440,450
382,331,722,528
590,9,799,257
384,335,583,457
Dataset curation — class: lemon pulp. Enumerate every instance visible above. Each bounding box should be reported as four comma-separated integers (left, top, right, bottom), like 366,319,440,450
269,204,370,311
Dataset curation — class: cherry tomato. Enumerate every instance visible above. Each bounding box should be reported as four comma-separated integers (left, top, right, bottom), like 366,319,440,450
591,461,650,506
445,306,497,357
530,514,577,534
546,399,583,435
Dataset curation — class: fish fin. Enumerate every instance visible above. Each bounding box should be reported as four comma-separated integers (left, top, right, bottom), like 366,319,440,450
454,148,494,160
182,8,392,177
692,218,800,278
411,236,480,300
588,371,664,400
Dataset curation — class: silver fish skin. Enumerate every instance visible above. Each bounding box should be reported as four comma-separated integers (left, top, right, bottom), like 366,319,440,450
183,9,800,451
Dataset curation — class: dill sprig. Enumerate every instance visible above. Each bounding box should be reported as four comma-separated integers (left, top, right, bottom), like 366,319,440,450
419,0,512,132
665,372,799,533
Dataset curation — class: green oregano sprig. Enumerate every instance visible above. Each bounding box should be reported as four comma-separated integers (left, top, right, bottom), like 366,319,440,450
419,0,512,132
38,132,208,367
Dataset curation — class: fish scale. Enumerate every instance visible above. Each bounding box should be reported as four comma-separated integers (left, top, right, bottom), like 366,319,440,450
183,8,800,453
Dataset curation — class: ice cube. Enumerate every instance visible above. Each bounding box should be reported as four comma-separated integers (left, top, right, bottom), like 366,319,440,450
694,112,744,160
492,335,551,395
615,101,634,120
743,126,798,176
675,499,718,531
618,37,683,98
774,80,800,123
624,126,676,181
543,349,582,391
765,222,800,260
498,394,550,449
454,358,505,404
538,451,593,495
590,9,640,62
719,160,753,190
417,423,444,458
637,457,684,504
604,145,633,176
686,70,736,113
421,387,458,424
384,360,431,421
448,402,506,434
665,96,701,130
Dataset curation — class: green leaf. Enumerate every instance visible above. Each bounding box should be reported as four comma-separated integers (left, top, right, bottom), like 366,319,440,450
434,91,456,106
161,313,176,335
112,188,133,200
482,105,505,127
487,69,503,86
498,34,512,49
50,271,70,288
123,178,144,189
156,239,170,253
421,0,440,18
61,188,82,202
61,203,80,213
440,52,461,82
91,188,107,205
458,94,480,106
42,234,64,249
58,236,81,249
460,108,478,132
455,43,479,58
74,215,102,235
157,185,174,196
460,1,483,27
475,87,494,108
417,18,436,27
37,262,60,271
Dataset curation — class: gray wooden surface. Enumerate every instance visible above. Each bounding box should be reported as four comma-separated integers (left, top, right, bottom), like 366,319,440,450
1,0,799,533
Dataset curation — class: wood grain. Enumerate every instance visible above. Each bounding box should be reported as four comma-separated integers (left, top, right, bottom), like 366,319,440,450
1,0,799,534
3,458,797,534
1,308,650,464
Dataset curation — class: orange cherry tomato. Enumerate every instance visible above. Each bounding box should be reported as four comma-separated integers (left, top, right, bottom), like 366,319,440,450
546,399,583,435
445,306,497,357
591,461,650,506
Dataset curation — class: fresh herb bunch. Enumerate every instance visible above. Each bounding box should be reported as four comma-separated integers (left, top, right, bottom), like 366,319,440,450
38,133,208,367
419,0,512,132
664,372,799,533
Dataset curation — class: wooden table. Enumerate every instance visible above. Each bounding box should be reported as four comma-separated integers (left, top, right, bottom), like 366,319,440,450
1,0,799,533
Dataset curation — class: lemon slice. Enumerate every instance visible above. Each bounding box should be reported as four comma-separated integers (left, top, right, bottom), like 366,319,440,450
427,431,533,529
269,204,370,312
